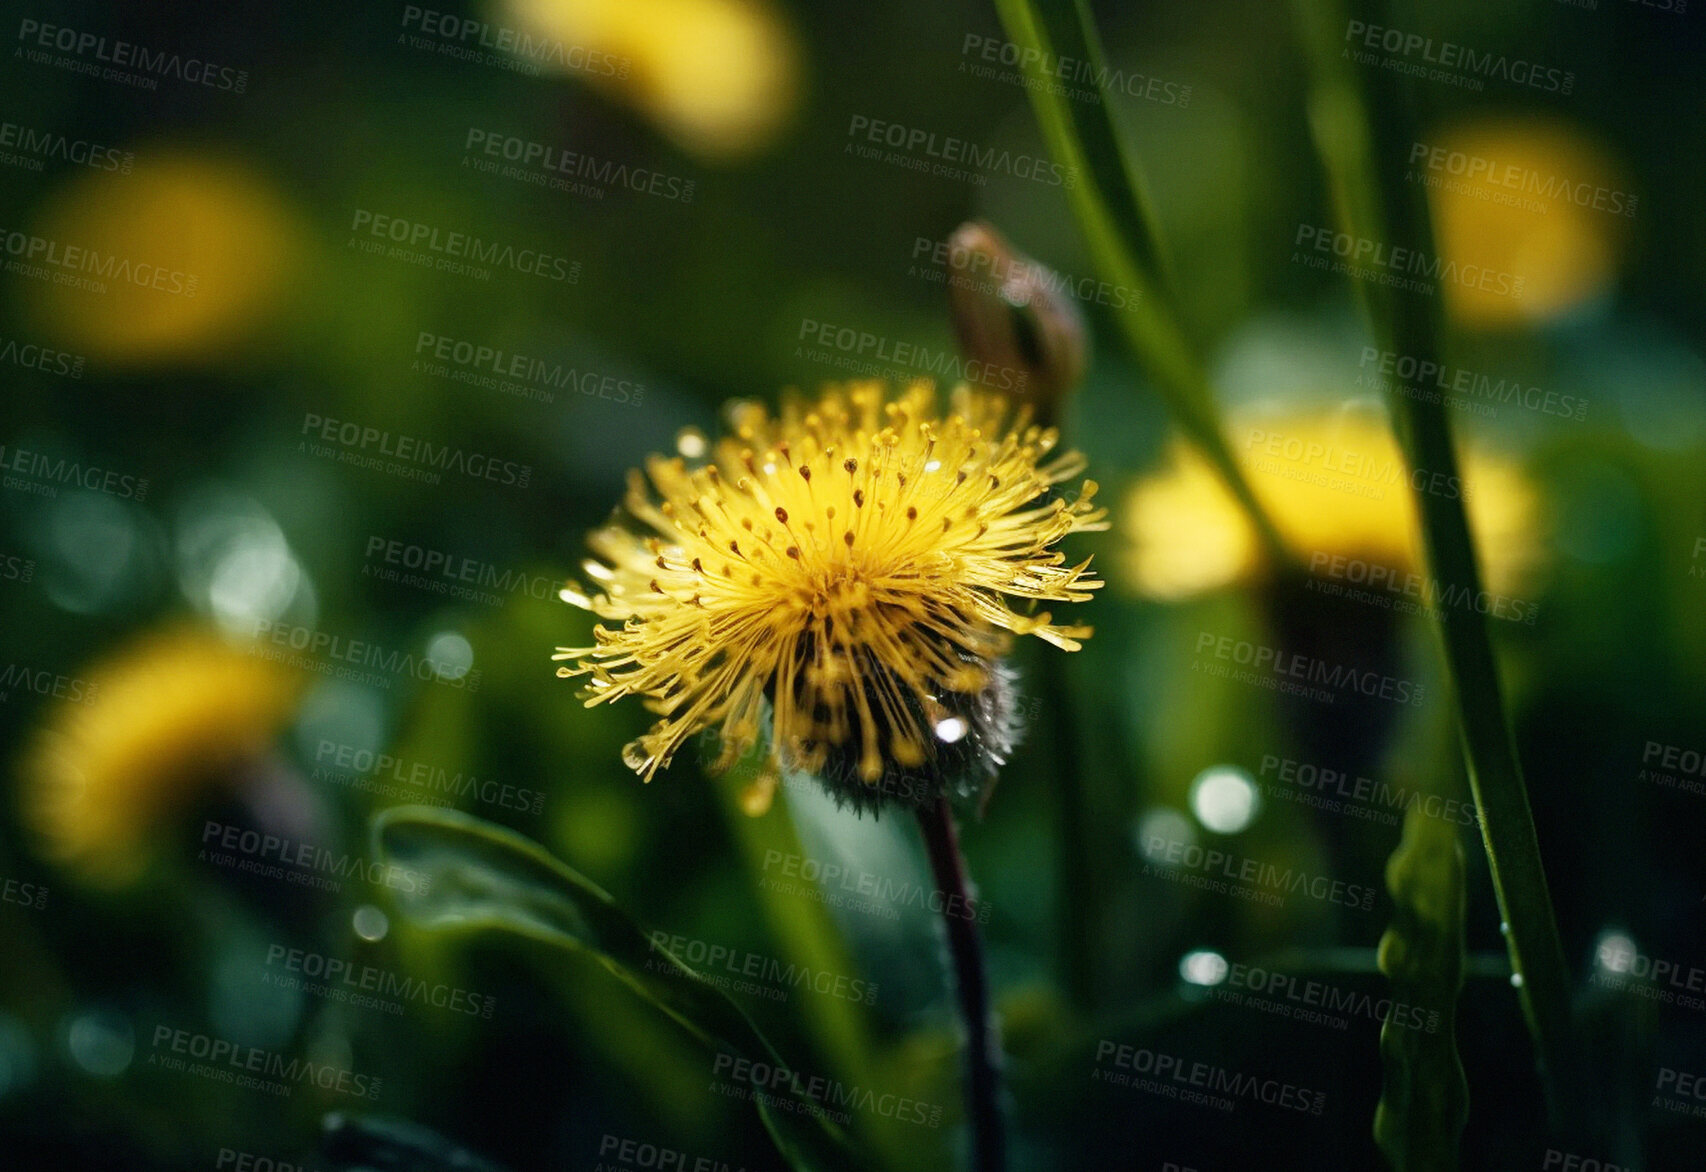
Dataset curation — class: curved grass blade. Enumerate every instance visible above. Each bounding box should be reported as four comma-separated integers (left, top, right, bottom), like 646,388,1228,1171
992,0,1290,565
1287,0,1579,1126
371,805,862,1172
1374,808,1469,1171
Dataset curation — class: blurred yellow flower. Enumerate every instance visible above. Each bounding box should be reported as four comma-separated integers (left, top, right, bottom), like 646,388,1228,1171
1419,116,1633,327
28,152,307,367
498,0,802,160
21,628,298,887
1122,406,1543,602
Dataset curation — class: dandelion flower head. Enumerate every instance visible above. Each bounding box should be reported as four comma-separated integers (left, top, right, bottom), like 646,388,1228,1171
555,380,1105,810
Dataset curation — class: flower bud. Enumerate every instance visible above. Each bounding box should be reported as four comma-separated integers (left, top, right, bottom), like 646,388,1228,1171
947,221,1087,425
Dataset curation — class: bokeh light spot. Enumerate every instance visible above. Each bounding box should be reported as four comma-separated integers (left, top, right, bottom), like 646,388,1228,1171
1179,950,1230,986
1189,766,1261,835
64,1010,133,1078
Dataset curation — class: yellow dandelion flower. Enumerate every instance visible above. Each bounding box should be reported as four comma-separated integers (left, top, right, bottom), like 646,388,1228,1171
21,628,299,886
554,380,1105,811
1122,406,1544,601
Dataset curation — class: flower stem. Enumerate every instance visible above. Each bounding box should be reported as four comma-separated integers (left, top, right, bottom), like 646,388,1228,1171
916,796,1004,1172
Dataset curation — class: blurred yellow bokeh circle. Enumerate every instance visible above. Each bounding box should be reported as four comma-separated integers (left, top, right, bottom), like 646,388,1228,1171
1421,116,1634,327
499,0,802,160
1122,405,1545,602
28,151,307,367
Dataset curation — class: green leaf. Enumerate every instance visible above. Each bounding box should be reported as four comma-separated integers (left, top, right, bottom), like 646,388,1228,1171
371,805,862,1172
1374,807,1469,1172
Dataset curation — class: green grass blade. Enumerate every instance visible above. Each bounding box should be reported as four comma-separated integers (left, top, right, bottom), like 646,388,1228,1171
1287,0,1578,1124
992,0,1290,565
